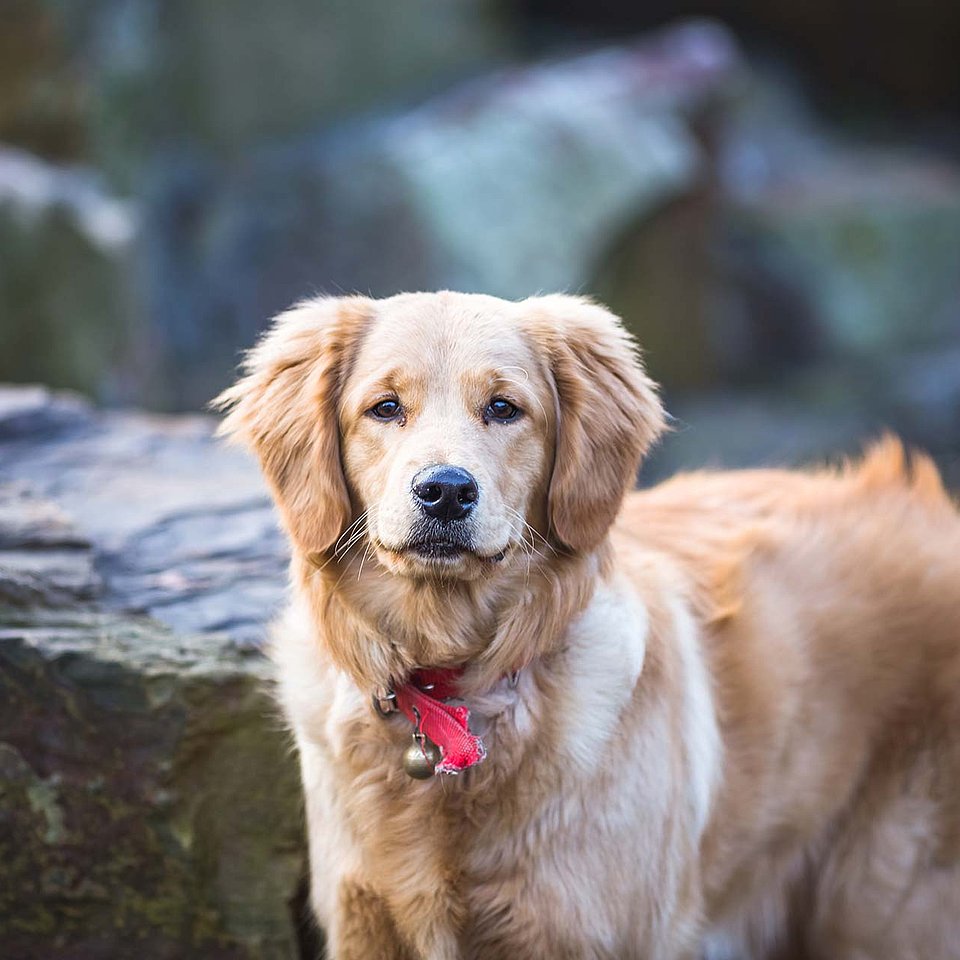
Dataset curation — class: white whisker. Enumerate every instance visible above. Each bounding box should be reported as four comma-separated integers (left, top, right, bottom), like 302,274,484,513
356,540,374,582
334,513,370,560
333,510,369,554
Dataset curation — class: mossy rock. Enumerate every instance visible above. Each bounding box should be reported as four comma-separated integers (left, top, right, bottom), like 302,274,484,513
0,608,306,960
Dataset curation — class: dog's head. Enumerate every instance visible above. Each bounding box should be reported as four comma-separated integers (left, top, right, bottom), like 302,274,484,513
216,292,664,582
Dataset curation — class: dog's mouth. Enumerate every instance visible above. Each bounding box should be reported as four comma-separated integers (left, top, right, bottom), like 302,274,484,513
407,539,471,559
379,537,509,566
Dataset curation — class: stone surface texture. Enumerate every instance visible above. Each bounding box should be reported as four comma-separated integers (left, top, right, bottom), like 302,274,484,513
0,386,303,959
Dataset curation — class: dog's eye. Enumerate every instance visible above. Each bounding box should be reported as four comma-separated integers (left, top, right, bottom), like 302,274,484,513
485,398,521,423
369,398,402,420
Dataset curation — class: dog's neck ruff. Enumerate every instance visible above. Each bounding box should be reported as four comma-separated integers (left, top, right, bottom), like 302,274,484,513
377,667,487,775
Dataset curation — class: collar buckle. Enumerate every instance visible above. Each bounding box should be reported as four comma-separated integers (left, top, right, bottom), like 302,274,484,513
372,689,398,717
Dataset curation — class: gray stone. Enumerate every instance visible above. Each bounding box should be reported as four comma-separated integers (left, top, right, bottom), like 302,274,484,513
0,0,518,409
8,0,515,189
725,152,960,359
596,68,960,394
0,609,303,960
0,545,100,609
717,75,960,362
0,484,87,550
0,484,101,608
0,384,93,440
143,20,741,409
0,386,302,958
0,149,143,404
0,388,288,640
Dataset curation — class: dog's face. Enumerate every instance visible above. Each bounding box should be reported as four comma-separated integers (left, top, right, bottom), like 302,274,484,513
338,295,557,579
217,292,664,582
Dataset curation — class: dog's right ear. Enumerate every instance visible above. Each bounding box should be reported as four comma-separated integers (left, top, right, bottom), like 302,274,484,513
213,296,372,560
525,295,666,554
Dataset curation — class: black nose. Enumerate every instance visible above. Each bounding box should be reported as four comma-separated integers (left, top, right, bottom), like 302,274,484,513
412,465,479,522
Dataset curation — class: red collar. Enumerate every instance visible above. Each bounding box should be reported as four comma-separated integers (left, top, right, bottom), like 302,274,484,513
394,668,486,775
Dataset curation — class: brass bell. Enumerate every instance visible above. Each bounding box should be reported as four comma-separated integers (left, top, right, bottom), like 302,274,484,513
403,734,442,780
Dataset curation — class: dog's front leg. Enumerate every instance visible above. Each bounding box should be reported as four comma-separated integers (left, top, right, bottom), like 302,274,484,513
330,879,416,960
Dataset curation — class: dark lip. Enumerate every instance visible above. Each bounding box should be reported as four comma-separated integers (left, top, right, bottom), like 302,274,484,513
380,539,508,563
406,540,469,559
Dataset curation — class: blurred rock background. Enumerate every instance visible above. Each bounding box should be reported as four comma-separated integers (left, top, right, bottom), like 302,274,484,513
1,0,958,482
1,1,959,957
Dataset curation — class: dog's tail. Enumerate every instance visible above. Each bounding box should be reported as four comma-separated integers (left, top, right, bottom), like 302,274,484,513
849,434,955,510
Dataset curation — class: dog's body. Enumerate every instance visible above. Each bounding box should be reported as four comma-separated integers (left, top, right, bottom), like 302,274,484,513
218,292,960,960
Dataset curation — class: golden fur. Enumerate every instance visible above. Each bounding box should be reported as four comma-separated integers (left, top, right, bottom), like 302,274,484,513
216,292,960,960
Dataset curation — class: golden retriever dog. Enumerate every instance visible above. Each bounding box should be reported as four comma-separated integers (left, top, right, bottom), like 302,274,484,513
216,292,960,960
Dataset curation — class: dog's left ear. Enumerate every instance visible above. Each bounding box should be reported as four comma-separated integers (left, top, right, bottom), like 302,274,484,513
526,295,666,553
213,295,372,560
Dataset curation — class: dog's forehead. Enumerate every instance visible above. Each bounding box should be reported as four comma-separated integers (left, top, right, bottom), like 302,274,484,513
352,295,539,385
